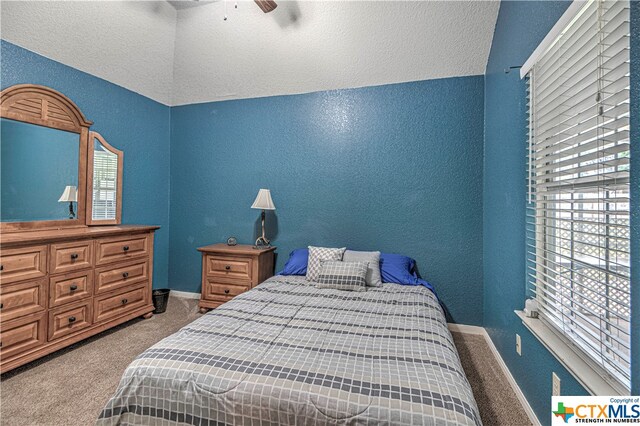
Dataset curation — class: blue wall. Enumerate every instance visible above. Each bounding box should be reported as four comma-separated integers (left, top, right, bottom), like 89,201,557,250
1,118,79,221
483,1,592,423
169,77,485,325
1,41,172,288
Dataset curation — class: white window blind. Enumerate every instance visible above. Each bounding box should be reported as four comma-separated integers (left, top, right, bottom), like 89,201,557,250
525,0,630,391
92,148,118,220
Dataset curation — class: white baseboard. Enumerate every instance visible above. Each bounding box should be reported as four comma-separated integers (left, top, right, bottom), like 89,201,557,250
170,290,201,299
449,323,541,426
447,323,485,335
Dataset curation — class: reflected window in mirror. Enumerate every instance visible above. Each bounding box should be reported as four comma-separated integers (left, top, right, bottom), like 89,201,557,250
1,118,79,222
88,132,122,224
92,138,118,220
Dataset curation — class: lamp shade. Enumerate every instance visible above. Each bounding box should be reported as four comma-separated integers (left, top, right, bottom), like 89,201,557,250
251,189,275,210
58,185,77,203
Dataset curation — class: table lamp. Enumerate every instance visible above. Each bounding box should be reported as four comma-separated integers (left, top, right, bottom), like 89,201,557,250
59,185,77,219
251,189,275,247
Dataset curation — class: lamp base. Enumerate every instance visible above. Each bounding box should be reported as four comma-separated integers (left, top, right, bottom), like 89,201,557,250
253,236,271,249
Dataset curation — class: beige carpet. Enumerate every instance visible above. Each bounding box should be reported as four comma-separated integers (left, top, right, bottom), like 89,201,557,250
452,331,533,426
1,297,531,425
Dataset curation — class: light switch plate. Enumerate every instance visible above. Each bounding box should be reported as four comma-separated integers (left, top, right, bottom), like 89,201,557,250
516,333,522,356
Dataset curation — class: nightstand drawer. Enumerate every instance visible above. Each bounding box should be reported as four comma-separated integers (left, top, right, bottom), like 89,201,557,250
203,280,250,301
95,235,149,266
0,279,47,322
50,240,93,274
48,300,92,341
49,271,92,308
205,256,253,281
0,246,47,285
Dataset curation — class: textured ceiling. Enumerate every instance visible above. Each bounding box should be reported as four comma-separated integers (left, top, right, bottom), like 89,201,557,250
1,1,500,106
1,1,177,105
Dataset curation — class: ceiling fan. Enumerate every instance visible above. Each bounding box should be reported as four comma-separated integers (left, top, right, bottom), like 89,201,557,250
173,0,276,13
254,0,277,13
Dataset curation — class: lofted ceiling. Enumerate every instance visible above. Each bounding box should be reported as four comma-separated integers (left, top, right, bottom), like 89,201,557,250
1,1,500,106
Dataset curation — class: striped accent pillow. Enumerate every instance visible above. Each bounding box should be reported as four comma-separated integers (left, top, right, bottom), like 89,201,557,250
316,261,369,292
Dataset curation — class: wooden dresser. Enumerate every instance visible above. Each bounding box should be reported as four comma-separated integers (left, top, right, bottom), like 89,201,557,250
197,244,275,313
0,225,158,373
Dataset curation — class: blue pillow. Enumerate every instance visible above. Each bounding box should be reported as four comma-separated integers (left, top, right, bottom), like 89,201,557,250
380,252,436,295
379,252,416,284
279,248,309,276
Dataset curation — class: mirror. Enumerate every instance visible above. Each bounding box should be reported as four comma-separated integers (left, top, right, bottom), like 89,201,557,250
87,132,123,225
1,118,80,222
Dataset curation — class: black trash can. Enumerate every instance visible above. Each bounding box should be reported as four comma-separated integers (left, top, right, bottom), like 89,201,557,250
152,288,171,314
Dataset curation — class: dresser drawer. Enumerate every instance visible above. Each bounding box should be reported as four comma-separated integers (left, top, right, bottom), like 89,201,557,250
50,240,93,274
205,256,253,282
48,300,92,341
0,245,47,285
0,312,47,359
0,279,47,322
95,235,150,266
94,284,148,324
95,260,148,295
49,271,92,308
203,279,250,301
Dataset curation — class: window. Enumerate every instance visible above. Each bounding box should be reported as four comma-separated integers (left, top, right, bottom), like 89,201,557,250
524,0,630,391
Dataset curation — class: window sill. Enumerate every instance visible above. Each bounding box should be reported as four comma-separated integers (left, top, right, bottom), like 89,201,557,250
514,310,626,395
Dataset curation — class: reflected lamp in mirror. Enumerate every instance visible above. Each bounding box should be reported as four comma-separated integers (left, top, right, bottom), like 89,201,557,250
251,189,276,248
58,185,77,219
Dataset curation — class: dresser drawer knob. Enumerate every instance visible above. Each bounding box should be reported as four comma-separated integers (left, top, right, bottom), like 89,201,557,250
122,272,129,279
0,265,4,271
225,265,231,270
122,298,128,305
68,316,76,323
70,253,79,260
224,289,230,294
123,246,129,252
70,284,78,291
0,303,3,309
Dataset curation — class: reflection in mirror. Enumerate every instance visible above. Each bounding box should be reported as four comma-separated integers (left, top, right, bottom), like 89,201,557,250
1,118,79,222
92,137,119,221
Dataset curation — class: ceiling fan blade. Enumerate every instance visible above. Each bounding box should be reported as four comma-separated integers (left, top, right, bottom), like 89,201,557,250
254,0,277,13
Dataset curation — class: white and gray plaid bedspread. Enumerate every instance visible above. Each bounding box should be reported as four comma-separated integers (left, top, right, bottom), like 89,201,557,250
97,276,481,426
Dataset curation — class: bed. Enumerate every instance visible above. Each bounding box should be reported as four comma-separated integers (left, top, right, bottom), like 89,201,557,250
97,276,481,425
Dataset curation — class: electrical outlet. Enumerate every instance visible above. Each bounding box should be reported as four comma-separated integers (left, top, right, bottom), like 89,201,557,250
552,372,561,396
516,334,522,356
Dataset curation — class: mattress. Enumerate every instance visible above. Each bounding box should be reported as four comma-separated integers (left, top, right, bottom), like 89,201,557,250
97,276,481,425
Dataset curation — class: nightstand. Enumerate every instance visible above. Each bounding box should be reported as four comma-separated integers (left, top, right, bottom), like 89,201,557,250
197,244,276,313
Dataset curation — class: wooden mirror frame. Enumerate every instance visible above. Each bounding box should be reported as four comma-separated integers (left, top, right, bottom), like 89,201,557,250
0,84,92,232
86,131,123,225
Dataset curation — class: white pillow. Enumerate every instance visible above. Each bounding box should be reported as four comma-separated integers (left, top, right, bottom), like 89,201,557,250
306,246,346,281
343,250,382,287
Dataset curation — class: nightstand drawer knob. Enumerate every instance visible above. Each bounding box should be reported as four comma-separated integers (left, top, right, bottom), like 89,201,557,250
68,316,76,323
224,289,230,294
70,284,78,291
70,253,79,260
225,265,231,270
122,272,129,279
123,246,129,252
122,299,128,305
